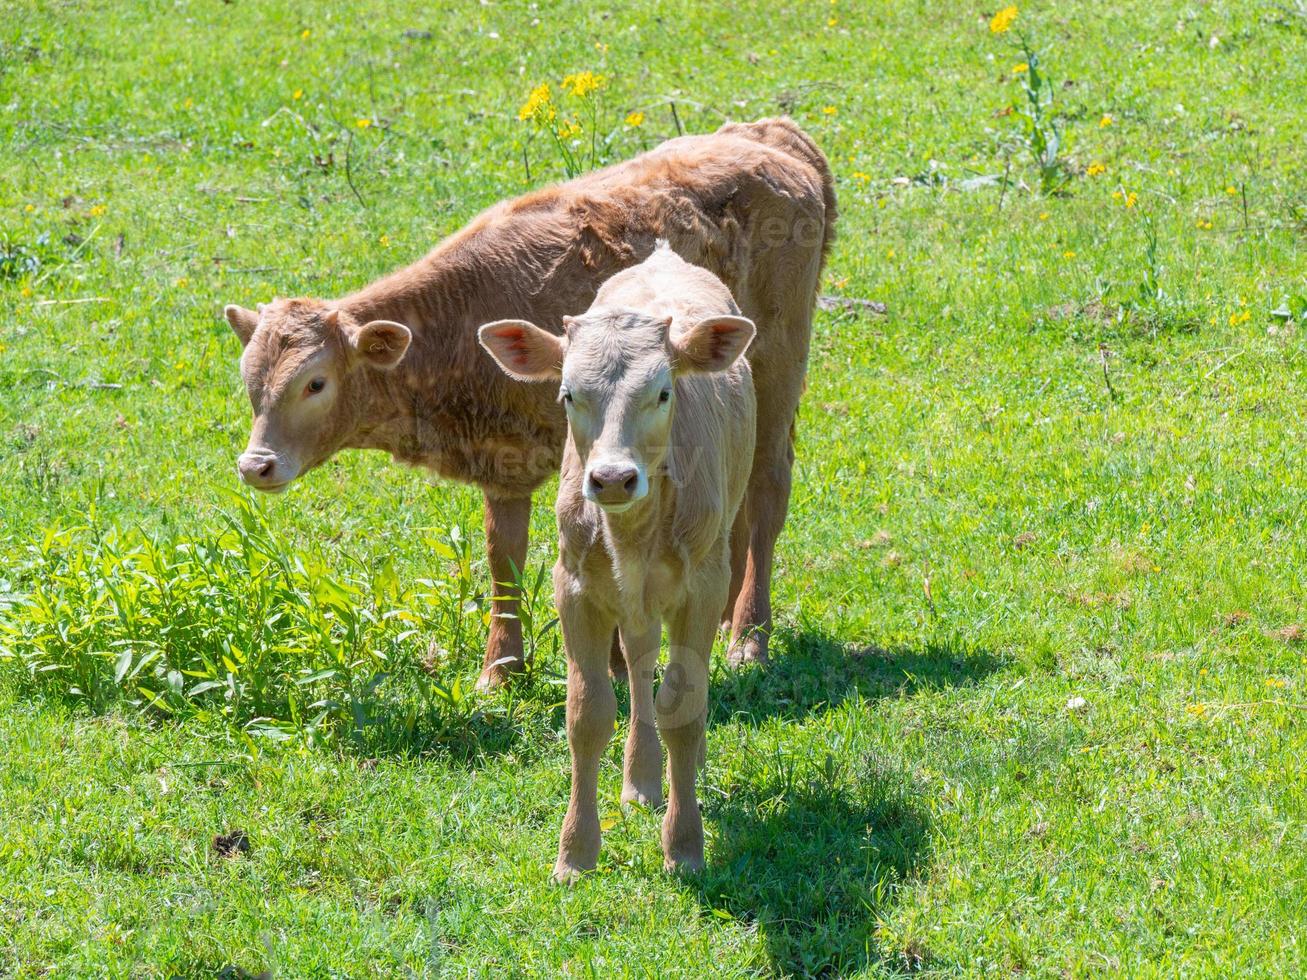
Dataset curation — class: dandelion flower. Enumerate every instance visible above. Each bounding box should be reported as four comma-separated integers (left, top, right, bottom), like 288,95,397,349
990,5,1018,34
20,285,32,298
1099,113,1113,127
88,204,107,217
301,28,311,40
24,203,34,212
828,16,838,27
356,118,372,128
1086,162,1106,177
1063,250,1076,258
1225,185,1238,195
822,105,837,116
293,89,303,101
625,110,644,127
1012,62,1029,74
1038,211,1050,220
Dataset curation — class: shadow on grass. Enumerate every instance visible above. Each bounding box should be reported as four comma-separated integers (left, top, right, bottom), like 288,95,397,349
692,629,999,975
710,627,1002,729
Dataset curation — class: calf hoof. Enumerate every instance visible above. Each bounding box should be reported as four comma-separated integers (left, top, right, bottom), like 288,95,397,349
621,783,664,810
551,860,592,886
726,633,769,668
663,849,705,876
475,658,523,692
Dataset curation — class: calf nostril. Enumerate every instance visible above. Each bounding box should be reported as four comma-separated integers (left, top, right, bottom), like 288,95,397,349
589,471,606,492
622,472,637,492
257,459,275,478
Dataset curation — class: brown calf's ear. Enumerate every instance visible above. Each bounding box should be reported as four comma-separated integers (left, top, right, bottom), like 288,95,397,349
670,314,756,373
352,320,412,370
224,304,260,347
478,319,566,381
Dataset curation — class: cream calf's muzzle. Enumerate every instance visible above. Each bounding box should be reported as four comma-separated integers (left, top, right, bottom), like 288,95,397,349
583,458,647,512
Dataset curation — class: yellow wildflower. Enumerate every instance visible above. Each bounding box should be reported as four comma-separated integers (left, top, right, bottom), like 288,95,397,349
887,248,896,259
625,110,645,127
293,89,303,101
990,5,1018,34
561,71,606,98
24,203,34,212
1086,162,1106,177
1099,113,1113,128
556,119,582,140
1265,677,1287,689
20,286,32,298
828,16,838,27
518,82,555,122
1228,310,1251,326
1196,218,1213,230
379,234,390,247
822,105,837,116
1124,192,1138,208
851,171,872,185
1225,185,1238,195
356,118,372,128
1012,62,1029,74
182,97,194,110
1185,703,1207,716
1063,250,1076,259
1038,211,1050,220
175,277,188,288
1199,668,1208,676
88,204,107,217
301,28,311,40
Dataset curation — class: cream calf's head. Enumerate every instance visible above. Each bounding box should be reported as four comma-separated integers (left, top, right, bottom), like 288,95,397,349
224,299,411,492
479,308,755,514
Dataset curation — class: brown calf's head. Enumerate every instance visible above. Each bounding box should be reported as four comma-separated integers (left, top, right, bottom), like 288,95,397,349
224,299,411,492
479,309,754,513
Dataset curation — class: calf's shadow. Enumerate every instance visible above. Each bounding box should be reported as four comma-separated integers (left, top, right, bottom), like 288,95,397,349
692,630,999,976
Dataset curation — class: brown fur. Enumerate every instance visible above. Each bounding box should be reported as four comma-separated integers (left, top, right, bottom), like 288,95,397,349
225,117,836,688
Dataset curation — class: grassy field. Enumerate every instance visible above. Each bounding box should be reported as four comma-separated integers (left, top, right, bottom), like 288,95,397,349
2,0,1306,975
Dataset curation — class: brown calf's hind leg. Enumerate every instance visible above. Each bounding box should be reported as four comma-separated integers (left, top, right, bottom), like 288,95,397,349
553,590,619,885
477,492,532,691
619,622,663,809
728,426,797,667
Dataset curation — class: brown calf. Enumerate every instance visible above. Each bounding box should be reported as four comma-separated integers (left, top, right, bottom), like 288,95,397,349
480,241,756,879
224,117,835,689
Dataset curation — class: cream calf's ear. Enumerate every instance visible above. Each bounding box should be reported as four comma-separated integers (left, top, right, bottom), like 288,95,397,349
670,314,756,373
224,304,259,347
352,320,412,370
478,319,566,381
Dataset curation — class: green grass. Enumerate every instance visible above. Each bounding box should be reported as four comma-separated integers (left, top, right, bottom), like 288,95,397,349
2,0,1306,975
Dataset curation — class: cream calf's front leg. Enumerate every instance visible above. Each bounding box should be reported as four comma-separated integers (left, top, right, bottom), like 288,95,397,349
658,591,719,874
553,587,618,885
619,622,662,809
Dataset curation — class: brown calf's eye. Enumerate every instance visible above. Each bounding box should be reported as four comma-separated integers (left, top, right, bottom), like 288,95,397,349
659,389,671,403
307,378,326,395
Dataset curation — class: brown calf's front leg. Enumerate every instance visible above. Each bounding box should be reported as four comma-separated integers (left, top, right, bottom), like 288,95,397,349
618,621,662,809
553,587,618,885
477,492,532,691
659,588,720,874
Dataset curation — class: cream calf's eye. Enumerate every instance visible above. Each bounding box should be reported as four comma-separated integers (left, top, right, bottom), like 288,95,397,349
658,389,671,404
305,377,327,396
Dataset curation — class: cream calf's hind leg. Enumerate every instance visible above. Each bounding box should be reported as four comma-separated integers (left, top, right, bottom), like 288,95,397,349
619,622,663,808
553,592,618,885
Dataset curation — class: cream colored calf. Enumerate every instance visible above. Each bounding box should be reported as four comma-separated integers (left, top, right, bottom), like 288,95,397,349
479,243,756,880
